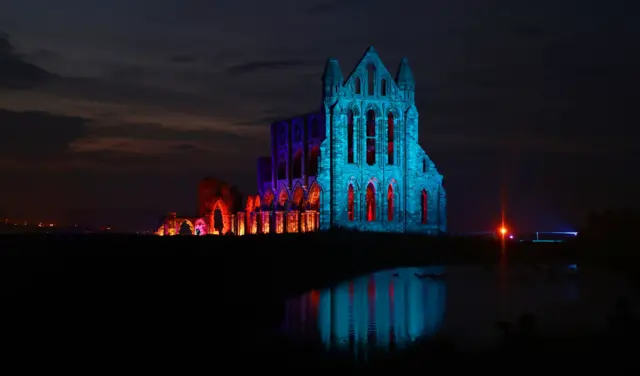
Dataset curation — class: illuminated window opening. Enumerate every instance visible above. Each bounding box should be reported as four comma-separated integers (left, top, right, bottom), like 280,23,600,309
367,64,375,96
348,184,355,221
366,183,376,221
293,150,302,178
387,113,394,165
421,190,428,224
366,110,376,166
347,110,354,164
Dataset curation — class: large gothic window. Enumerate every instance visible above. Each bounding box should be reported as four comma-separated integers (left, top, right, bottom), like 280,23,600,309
387,185,394,221
348,184,355,221
367,64,375,96
366,183,376,221
387,113,394,165
366,110,376,166
347,110,354,164
277,157,286,180
308,146,320,176
293,150,302,178
421,190,428,224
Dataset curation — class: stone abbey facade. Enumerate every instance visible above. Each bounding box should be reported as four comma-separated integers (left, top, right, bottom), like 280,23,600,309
157,46,446,236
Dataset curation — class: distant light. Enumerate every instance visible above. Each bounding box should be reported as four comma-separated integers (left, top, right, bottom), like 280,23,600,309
499,227,508,235
509,235,514,239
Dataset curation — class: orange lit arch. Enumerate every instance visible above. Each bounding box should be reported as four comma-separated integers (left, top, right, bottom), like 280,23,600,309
212,199,230,234
177,219,195,235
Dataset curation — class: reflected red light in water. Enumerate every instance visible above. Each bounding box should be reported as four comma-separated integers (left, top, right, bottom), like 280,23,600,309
309,290,320,308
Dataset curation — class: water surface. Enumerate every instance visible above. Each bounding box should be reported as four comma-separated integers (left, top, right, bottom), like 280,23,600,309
283,265,634,351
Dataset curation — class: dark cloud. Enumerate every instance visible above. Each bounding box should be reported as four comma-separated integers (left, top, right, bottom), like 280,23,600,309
0,33,54,89
168,54,196,64
303,0,362,14
87,122,255,144
0,109,88,158
225,59,317,75
172,144,197,151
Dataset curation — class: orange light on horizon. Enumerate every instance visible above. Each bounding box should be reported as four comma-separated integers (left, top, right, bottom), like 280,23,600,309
499,226,508,235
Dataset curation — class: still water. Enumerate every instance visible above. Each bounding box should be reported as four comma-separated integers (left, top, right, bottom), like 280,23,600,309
283,265,635,351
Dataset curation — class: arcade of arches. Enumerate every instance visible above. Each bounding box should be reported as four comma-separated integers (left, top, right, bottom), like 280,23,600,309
156,178,322,236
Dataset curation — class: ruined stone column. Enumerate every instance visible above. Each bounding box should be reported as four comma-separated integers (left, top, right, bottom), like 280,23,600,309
275,211,284,234
237,212,246,236
230,214,236,234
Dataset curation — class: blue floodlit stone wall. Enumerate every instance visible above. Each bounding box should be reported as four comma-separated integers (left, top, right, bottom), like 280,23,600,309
259,47,446,234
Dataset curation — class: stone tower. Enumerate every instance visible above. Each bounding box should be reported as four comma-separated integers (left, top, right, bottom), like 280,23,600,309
315,46,446,233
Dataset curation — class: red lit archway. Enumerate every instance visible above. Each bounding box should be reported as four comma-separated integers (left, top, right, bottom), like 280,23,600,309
263,190,275,209
277,188,289,209
212,199,230,234
308,182,321,211
366,183,376,221
292,186,305,210
421,190,428,224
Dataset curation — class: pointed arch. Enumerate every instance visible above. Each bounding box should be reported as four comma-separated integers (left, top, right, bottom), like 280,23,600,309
212,199,230,234
364,103,382,117
308,181,322,211
178,219,195,235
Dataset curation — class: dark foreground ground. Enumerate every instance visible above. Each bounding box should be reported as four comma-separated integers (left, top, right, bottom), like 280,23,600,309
1,232,638,370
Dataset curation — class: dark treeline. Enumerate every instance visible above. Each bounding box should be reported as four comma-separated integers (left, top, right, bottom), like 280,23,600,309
0,210,638,370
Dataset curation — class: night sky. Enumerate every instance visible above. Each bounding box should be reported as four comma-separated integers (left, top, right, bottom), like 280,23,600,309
0,0,637,232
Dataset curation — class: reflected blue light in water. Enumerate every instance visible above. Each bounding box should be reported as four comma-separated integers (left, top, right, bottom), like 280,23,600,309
284,267,446,352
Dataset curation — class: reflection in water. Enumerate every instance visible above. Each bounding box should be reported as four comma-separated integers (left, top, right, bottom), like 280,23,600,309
284,267,446,352
285,264,633,352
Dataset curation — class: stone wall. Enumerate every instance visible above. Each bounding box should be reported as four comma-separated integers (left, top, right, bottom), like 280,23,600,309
317,47,446,234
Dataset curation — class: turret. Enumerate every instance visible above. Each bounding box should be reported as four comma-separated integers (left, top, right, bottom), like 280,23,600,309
395,57,415,101
321,57,343,101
